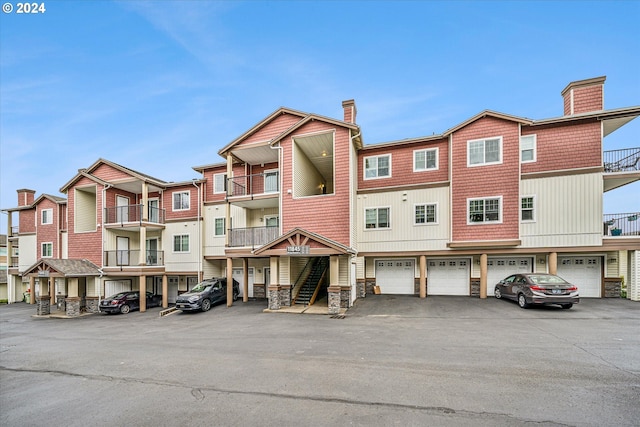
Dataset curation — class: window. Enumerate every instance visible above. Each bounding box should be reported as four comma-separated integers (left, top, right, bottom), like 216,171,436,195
214,218,225,236
265,215,279,227
414,204,437,224
520,135,536,163
173,234,189,252
214,174,227,194
414,148,438,171
172,191,190,211
264,170,279,193
521,196,535,221
467,137,502,166
468,197,501,223
41,209,53,225
365,207,390,229
42,242,53,258
364,155,391,179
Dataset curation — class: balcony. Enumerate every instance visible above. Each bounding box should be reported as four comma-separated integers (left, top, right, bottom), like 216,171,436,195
603,212,640,236
228,226,280,248
227,173,279,209
103,250,164,267
603,148,640,192
104,205,166,227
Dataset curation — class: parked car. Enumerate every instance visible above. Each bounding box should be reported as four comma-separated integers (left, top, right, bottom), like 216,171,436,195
175,278,239,312
100,291,162,314
494,273,579,309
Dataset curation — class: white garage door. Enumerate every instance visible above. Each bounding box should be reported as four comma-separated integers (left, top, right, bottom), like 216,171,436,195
233,267,255,297
376,259,415,294
487,257,533,296
427,259,470,295
558,257,601,297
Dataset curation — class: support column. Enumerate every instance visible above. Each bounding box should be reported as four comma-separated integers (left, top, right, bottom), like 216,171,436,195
139,275,147,312
549,252,558,275
36,277,50,316
162,274,168,308
66,278,81,317
227,257,234,307
480,253,488,299
30,276,36,304
268,256,280,310
419,255,427,299
328,255,341,315
242,258,249,303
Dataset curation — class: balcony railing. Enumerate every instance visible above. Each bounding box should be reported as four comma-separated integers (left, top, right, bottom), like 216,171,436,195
10,256,19,268
227,172,279,198
104,205,166,225
10,226,19,236
103,250,164,267
603,212,640,236
604,148,640,173
228,226,280,248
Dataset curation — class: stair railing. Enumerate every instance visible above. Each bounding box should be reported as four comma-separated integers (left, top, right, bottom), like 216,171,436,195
292,258,316,303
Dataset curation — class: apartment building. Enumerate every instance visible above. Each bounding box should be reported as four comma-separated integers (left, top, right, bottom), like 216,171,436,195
3,76,639,316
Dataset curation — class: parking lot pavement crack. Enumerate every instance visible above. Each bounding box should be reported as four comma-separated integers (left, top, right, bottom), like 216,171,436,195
0,365,572,425
571,343,640,379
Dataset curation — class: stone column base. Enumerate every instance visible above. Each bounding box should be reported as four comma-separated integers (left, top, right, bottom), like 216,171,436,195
279,285,291,307
356,280,366,299
268,286,281,310
328,285,341,315
85,297,100,313
66,297,81,317
36,296,50,316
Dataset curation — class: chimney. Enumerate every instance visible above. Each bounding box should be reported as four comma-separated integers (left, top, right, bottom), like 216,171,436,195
561,76,605,116
17,189,36,207
342,99,357,124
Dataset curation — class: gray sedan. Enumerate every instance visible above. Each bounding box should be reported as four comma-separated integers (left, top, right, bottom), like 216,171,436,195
494,273,579,309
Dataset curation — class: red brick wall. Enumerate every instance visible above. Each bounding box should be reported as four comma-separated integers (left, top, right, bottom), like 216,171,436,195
37,198,59,258
92,163,133,181
239,113,303,146
451,116,520,241
164,185,199,220
19,208,36,234
357,138,449,190
67,177,102,265
281,121,351,246
572,85,604,114
521,121,601,174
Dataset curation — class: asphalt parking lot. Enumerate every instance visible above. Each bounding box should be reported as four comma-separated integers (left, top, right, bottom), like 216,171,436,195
1,296,639,427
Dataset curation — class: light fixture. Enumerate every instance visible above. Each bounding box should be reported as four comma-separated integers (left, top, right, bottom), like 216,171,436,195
539,258,545,265
608,257,617,263
321,150,327,157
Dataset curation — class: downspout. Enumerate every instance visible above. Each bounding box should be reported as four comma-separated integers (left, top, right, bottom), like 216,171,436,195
101,183,112,304
192,179,202,281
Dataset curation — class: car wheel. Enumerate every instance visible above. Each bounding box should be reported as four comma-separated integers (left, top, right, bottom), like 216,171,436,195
561,303,573,309
201,299,211,312
233,291,239,301
120,304,131,314
495,288,502,299
517,294,529,309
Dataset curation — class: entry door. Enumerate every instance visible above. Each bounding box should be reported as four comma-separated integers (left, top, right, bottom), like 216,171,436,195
116,236,129,266
264,170,279,193
232,267,255,297
146,238,158,265
116,196,129,222
148,199,159,223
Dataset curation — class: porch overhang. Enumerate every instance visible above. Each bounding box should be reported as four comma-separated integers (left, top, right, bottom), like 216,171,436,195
253,228,356,257
23,258,102,278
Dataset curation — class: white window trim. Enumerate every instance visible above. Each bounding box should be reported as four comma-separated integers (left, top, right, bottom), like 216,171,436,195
467,136,503,167
263,169,279,194
467,196,503,225
364,206,391,230
520,134,537,163
213,173,227,194
172,191,190,211
172,234,190,253
214,217,226,236
413,203,439,225
413,148,439,172
41,208,53,225
520,195,536,223
41,242,53,258
363,154,392,180
264,215,279,227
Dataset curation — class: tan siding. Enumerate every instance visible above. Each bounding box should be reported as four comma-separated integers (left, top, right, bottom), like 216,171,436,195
339,256,349,285
292,140,325,197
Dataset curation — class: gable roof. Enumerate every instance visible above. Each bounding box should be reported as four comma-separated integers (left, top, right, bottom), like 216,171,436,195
253,227,355,256
23,258,101,277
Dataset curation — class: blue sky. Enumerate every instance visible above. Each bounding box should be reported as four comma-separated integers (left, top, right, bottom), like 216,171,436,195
1,0,639,234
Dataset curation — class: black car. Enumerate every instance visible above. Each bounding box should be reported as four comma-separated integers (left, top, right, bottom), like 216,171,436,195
100,291,162,314
494,273,580,309
175,278,239,312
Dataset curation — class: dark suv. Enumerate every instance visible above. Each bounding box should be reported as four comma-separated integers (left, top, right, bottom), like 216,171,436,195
175,278,239,312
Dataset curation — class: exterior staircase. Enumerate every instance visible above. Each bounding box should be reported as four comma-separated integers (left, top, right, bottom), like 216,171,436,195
293,257,329,305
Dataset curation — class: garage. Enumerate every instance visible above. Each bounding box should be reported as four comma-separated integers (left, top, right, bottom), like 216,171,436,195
557,256,601,297
487,257,533,296
232,267,255,298
427,259,470,295
375,259,415,294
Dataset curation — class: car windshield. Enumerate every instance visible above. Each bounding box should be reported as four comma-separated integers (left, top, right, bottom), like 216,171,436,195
190,282,215,292
528,275,568,285
110,292,129,299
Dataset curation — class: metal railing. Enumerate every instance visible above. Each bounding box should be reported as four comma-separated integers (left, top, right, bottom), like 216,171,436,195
10,256,19,268
104,205,165,225
10,226,19,236
228,226,280,248
103,250,164,266
603,148,640,173
603,212,640,236
227,172,279,198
